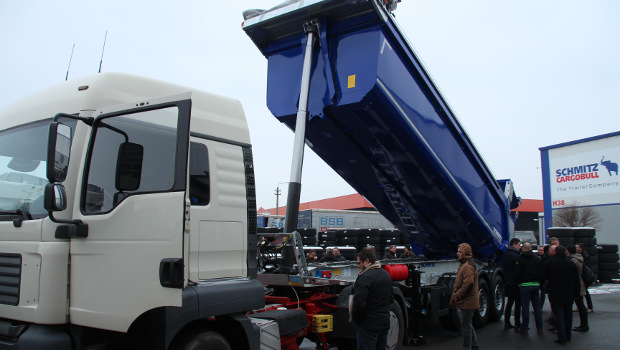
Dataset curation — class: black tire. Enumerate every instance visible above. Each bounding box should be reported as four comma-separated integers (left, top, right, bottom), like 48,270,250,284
473,279,490,328
337,229,362,237
387,301,405,350
574,228,596,238
598,253,619,263
172,330,231,350
598,244,619,253
546,228,574,238
489,274,505,322
558,237,575,247
598,270,620,282
320,231,337,240
598,262,620,271
335,338,356,350
586,255,599,266
577,237,597,247
585,246,598,256
438,306,461,332
590,264,598,274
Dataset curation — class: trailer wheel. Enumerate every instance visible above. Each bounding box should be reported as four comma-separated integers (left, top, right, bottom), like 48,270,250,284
387,301,405,350
489,274,504,322
473,279,490,328
171,330,231,350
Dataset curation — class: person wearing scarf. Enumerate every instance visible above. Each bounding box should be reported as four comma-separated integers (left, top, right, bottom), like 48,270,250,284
351,247,394,349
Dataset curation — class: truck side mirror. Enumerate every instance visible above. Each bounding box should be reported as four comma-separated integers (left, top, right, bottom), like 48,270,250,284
116,142,144,192
44,183,67,212
46,122,72,183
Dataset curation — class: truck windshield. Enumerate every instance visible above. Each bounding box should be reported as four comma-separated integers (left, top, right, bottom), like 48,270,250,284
0,119,76,220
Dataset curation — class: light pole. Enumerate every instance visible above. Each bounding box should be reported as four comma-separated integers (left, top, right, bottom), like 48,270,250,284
275,182,289,216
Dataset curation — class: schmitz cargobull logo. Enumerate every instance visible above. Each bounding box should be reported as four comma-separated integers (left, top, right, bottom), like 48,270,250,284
555,156,618,183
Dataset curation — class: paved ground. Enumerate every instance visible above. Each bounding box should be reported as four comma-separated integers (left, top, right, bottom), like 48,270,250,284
302,282,620,349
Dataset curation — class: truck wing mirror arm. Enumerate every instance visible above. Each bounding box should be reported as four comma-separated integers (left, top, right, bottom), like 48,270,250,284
44,183,89,238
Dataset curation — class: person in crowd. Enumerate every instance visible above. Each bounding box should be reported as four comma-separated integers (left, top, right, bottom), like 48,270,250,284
548,237,559,246
502,238,522,330
384,245,398,259
541,245,580,345
544,238,559,324
333,247,346,261
537,245,545,257
567,245,589,332
540,244,551,309
450,243,480,350
306,250,318,263
319,248,337,262
575,242,594,312
352,247,393,350
515,242,543,335
401,245,416,259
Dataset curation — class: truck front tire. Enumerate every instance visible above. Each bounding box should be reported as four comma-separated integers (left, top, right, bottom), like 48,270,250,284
171,330,231,350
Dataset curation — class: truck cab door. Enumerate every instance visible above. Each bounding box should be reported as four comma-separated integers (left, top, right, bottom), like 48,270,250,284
69,93,191,332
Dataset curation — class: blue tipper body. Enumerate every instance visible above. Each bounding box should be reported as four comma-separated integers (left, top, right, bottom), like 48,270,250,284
243,0,519,260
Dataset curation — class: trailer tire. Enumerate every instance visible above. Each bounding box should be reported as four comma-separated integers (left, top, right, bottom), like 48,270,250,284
171,330,231,350
473,279,490,329
387,301,405,350
489,274,504,322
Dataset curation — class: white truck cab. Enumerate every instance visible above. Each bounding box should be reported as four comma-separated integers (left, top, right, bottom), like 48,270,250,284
0,73,264,349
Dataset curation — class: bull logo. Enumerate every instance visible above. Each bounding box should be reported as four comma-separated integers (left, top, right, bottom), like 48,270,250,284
601,156,619,176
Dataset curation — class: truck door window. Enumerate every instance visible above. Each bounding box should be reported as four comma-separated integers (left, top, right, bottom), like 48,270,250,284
189,142,210,206
84,107,179,214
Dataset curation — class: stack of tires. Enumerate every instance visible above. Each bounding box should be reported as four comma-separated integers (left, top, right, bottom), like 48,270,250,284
380,229,401,255
298,228,318,246
318,230,337,249
359,229,382,256
547,227,598,281
597,244,620,282
336,229,360,249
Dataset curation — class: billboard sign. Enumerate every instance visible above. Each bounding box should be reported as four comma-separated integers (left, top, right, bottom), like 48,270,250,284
545,134,620,208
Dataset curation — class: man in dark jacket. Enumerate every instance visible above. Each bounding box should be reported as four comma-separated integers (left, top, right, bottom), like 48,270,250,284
541,245,580,345
319,248,337,262
352,247,394,349
450,243,480,350
502,238,521,330
515,243,543,334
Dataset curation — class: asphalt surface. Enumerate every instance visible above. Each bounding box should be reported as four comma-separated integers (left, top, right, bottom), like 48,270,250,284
302,282,620,349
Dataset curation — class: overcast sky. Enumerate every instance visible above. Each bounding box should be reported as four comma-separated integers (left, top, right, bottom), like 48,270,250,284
1,0,619,210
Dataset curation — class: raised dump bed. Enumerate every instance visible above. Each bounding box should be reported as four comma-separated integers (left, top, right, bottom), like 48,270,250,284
243,0,519,259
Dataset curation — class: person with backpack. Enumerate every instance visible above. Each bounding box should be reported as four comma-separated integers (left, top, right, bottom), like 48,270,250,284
567,245,589,332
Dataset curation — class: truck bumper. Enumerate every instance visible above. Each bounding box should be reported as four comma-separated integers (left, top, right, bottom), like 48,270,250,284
0,323,71,350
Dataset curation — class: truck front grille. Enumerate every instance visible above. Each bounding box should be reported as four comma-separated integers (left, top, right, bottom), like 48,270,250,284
0,254,21,306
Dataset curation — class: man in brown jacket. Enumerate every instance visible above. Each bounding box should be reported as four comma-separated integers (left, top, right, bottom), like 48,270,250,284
450,243,480,350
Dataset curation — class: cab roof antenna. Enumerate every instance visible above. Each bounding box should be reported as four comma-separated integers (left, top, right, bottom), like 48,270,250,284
65,43,75,81
98,31,107,73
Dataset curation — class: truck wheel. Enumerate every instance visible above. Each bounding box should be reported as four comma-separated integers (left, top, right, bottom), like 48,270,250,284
489,274,504,322
387,301,405,350
172,330,231,350
473,279,490,328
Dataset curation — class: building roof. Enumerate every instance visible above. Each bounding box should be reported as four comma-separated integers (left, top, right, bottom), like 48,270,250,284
258,194,543,216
